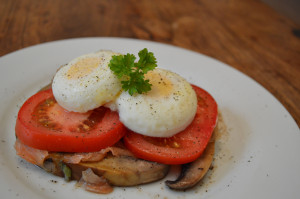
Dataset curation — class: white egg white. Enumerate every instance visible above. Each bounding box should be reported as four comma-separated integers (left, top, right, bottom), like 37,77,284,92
115,68,197,137
52,50,122,113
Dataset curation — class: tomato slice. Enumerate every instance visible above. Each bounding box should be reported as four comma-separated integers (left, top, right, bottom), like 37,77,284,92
124,85,218,165
15,89,127,152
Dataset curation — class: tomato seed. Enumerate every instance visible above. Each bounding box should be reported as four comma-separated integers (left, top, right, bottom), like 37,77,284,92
83,124,89,130
39,119,47,123
172,141,180,148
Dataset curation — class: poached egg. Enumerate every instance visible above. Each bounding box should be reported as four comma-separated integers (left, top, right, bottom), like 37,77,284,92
52,50,122,113
114,68,197,137
52,51,198,137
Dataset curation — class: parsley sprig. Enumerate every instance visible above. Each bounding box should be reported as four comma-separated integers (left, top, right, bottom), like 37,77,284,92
109,48,157,95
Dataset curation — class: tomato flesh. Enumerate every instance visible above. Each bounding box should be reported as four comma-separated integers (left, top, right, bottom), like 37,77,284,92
124,85,218,165
15,89,127,152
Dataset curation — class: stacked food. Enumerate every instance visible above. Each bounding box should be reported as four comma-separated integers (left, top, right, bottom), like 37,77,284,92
15,49,218,194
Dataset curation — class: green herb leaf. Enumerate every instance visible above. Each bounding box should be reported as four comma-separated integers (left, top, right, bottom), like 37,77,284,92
109,53,136,78
109,48,157,95
59,161,72,181
136,48,157,73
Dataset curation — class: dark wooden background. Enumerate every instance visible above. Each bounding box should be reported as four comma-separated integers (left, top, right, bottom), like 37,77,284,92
0,0,299,126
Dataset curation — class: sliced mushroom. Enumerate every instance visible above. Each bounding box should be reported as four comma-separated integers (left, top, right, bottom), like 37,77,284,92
42,153,170,187
165,136,215,190
68,155,170,186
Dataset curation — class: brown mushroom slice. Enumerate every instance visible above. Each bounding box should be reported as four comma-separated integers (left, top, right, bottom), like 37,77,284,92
165,140,215,190
69,155,170,186
43,154,170,187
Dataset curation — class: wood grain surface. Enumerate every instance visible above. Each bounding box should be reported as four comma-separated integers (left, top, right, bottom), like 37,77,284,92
0,0,299,126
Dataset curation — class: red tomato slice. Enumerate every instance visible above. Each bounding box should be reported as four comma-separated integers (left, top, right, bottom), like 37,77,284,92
124,85,218,165
15,89,126,152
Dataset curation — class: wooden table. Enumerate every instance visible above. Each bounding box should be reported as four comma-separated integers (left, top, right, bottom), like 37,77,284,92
0,0,299,126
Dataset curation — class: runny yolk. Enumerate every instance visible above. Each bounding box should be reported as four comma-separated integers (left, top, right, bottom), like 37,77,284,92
66,57,101,79
145,70,173,97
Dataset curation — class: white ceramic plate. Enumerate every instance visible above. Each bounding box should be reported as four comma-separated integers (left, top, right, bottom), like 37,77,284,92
0,38,299,199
